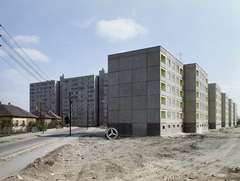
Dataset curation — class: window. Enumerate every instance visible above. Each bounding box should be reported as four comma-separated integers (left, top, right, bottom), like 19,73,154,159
161,82,166,91
196,102,199,109
197,113,199,119
196,69,199,76
180,112,184,119
167,111,171,118
177,89,180,96
172,100,175,107
172,74,175,82
196,91,199,98
177,101,180,107
161,68,166,77
161,54,166,64
180,90,183,97
206,87,208,93
180,101,184,108
206,78,208,84
172,87,175,95
196,80,199,87
167,72,171,80
161,110,166,118
167,85,171,93
180,67,183,75
206,114,208,120
180,79,183,86
206,96,208,101
172,112,175,119
162,126,165,129
167,98,171,106
161,96,166,105
172,62,175,70
167,59,171,66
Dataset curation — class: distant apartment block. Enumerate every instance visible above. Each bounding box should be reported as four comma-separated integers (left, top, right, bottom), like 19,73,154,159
30,80,60,115
108,46,184,136
184,64,208,133
221,93,229,127
60,74,99,126
99,68,108,126
208,83,222,129
233,103,238,126
229,99,234,127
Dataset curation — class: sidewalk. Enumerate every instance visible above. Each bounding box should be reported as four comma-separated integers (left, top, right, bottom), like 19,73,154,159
0,127,81,145
0,127,105,180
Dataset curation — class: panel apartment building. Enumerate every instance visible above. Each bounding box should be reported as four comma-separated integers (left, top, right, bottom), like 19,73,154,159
108,46,184,136
221,93,229,127
30,80,60,115
60,74,99,126
183,64,208,133
208,83,222,129
99,68,108,126
229,99,234,127
233,103,238,126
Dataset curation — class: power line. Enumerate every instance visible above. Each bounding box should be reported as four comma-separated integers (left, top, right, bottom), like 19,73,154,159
0,55,33,82
0,45,41,81
0,24,51,80
0,35,47,81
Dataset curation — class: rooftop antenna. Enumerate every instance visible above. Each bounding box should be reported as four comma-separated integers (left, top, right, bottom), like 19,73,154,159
177,43,185,62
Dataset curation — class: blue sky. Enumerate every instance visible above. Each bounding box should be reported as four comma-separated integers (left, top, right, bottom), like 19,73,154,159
0,0,239,114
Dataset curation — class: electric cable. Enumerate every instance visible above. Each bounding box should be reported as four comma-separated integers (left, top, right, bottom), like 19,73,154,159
0,35,47,81
0,24,51,80
0,55,33,82
0,45,41,81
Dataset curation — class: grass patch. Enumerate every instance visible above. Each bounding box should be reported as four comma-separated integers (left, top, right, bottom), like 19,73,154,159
0,140,10,144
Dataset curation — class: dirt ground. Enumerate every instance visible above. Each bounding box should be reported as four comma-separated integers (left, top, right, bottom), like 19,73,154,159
4,127,240,181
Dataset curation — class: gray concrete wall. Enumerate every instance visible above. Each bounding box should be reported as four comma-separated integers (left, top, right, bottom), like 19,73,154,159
208,83,222,129
221,93,229,127
108,46,184,136
184,64,208,133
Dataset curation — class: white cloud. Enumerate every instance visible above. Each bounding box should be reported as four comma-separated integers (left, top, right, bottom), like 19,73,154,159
12,35,40,44
96,18,148,42
69,18,93,29
16,48,50,62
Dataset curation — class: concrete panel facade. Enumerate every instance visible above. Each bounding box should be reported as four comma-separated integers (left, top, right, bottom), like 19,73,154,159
108,46,183,136
183,64,208,133
233,103,238,126
30,80,60,115
229,99,234,127
208,83,222,129
221,93,229,127
99,68,108,126
60,74,99,126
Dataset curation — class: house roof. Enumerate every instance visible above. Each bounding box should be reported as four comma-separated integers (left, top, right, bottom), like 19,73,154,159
0,103,37,118
46,111,62,119
31,109,52,119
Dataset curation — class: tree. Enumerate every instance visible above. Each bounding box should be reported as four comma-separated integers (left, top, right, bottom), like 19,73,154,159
0,117,11,135
65,116,70,125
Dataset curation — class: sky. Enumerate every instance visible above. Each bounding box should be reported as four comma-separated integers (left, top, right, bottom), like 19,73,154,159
0,0,239,114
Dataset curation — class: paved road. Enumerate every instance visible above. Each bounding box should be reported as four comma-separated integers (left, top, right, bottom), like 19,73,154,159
0,127,84,158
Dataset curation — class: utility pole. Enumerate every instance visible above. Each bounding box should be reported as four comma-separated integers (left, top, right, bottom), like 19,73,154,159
69,92,72,136
87,104,89,130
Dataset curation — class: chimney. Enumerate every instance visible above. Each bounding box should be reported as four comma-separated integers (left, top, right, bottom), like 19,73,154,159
8,102,11,105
